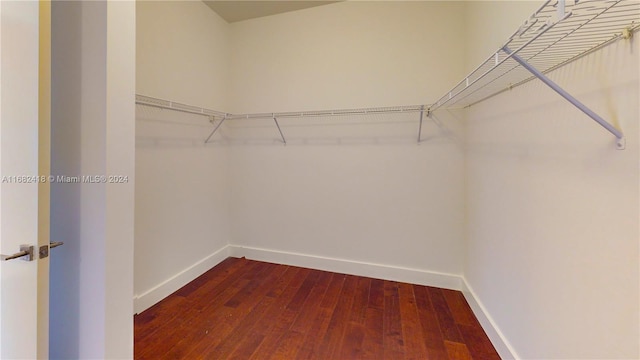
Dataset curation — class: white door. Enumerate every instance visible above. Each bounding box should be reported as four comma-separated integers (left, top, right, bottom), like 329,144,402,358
0,1,50,358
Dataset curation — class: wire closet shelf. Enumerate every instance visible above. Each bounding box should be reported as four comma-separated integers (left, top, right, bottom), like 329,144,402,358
431,0,639,150
136,94,426,120
431,0,640,112
137,0,639,148
135,94,229,119
136,94,430,144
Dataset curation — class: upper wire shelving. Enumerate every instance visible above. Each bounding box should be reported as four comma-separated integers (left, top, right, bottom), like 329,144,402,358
430,0,640,149
135,94,229,119
136,94,430,144
136,0,639,148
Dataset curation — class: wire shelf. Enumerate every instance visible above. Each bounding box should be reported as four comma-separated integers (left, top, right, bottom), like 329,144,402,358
136,94,430,144
136,94,426,121
225,105,426,120
430,0,640,111
136,1,637,147
135,94,229,119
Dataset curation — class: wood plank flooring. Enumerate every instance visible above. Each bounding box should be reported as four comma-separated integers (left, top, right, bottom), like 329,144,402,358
135,257,500,359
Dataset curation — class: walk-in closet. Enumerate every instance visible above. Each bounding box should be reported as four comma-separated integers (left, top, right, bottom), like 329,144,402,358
26,0,637,359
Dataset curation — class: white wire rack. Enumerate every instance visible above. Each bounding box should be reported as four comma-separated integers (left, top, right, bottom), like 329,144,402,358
136,94,425,120
225,105,425,120
234,105,431,144
430,0,639,149
136,94,429,144
431,0,640,111
135,94,229,119
137,0,638,148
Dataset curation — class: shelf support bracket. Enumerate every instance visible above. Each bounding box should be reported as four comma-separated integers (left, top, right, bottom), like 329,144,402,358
418,105,424,143
503,46,625,150
204,116,226,144
273,116,287,145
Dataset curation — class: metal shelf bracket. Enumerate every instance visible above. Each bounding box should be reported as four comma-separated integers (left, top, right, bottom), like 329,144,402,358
417,105,425,143
273,115,287,145
503,46,625,150
205,116,226,144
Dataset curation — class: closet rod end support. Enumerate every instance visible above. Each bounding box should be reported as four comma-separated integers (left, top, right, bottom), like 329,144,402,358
616,137,626,150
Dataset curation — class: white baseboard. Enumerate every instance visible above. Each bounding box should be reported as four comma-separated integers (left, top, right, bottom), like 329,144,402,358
133,245,231,314
228,244,462,291
133,243,513,359
230,245,513,357
461,277,519,359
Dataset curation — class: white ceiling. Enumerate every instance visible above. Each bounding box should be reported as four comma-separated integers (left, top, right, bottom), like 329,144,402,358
203,1,341,23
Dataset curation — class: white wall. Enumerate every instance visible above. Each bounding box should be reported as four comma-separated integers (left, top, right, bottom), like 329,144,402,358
105,2,136,358
134,3,639,359
230,1,465,113
136,1,229,110
50,1,135,358
134,1,232,313
227,2,467,285
463,1,541,72
464,2,640,358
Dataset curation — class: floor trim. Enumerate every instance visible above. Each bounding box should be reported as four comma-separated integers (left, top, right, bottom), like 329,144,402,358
133,245,230,314
229,244,462,291
133,243,513,359
461,277,518,359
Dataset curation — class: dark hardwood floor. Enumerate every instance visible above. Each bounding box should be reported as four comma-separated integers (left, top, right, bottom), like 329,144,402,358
135,257,500,359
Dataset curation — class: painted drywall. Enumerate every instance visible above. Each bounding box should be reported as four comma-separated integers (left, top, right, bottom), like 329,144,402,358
104,2,136,358
463,1,541,73
464,2,640,358
136,1,229,110
50,1,135,358
229,1,466,113
134,1,232,313
134,3,639,358
228,2,467,281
